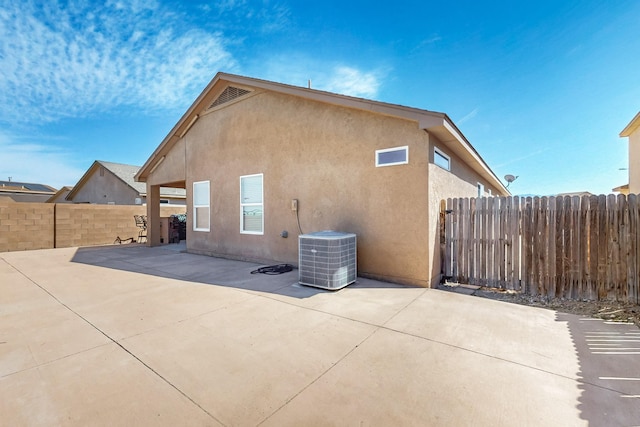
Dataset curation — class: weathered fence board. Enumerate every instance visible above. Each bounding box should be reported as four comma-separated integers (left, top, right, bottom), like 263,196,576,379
443,195,640,303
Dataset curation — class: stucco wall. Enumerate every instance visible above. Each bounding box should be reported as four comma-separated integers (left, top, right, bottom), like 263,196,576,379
146,138,187,188
71,168,140,205
143,86,505,287
426,137,496,284
183,90,432,285
629,130,640,194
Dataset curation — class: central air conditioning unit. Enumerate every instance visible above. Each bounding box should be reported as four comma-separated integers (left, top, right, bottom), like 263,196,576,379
298,231,357,290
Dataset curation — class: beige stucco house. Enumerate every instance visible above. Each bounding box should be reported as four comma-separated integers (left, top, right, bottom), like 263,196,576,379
615,112,640,195
66,160,186,205
136,72,509,287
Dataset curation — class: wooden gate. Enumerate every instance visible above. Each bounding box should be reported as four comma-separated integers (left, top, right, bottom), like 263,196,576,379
442,194,640,303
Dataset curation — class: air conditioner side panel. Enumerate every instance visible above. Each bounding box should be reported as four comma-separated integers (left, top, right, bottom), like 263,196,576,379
298,233,357,290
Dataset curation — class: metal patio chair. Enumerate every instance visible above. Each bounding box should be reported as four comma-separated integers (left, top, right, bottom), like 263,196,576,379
134,214,147,243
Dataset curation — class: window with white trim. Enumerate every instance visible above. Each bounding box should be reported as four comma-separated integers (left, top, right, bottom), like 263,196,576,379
193,180,210,231
376,146,408,167
240,174,263,234
477,183,485,197
434,147,450,171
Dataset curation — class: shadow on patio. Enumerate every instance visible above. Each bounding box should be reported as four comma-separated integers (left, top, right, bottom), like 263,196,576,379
70,243,416,299
556,312,640,425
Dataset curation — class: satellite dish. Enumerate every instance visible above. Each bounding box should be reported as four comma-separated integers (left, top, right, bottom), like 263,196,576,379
504,174,518,188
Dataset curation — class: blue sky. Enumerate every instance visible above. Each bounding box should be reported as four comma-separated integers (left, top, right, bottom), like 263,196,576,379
1,0,638,195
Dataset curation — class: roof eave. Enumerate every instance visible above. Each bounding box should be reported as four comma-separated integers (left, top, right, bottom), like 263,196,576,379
136,74,228,182
137,72,509,196
66,161,100,200
620,112,640,137
424,116,510,196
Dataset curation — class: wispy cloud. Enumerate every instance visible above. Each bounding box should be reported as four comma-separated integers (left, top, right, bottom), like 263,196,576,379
198,0,291,33
493,147,550,169
325,66,382,98
457,108,479,124
259,56,386,99
0,1,237,123
410,34,442,54
0,131,84,188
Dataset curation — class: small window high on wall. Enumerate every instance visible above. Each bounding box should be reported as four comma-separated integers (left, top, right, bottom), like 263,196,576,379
240,174,263,234
376,146,408,167
434,147,450,171
193,180,210,231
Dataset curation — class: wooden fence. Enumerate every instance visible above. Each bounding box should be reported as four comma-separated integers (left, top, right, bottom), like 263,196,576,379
442,194,640,303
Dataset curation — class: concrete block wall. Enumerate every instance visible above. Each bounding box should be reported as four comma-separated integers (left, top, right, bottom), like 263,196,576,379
0,201,186,252
0,202,55,252
55,204,143,248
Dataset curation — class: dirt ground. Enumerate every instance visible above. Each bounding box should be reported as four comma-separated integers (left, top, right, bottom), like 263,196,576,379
476,287,640,329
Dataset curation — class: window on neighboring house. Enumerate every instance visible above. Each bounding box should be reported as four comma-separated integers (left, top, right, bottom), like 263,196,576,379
160,199,169,204
376,146,409,167
193,180,210,231
434,147,450,171
477,183,485,197
240,174,263,234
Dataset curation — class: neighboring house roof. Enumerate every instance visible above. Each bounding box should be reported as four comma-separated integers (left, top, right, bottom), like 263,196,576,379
0,180,57,203
135,72,509,196
67,160,186,201
46,186,74,203
612,184,629,193
555,191,594,198
620,111,640,137
0,180,56,193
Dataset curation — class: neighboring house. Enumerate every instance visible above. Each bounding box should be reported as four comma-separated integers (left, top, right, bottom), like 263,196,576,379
66,160,186,205
615,111,640,195
135,72,509,287
46,186,74,203
555,191,594,198
0,180,57,202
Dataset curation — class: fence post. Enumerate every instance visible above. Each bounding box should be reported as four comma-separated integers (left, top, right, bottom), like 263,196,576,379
440,199,447,282
629,194,640,304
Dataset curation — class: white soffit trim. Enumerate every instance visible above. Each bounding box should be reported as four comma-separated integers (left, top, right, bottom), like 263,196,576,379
620,111,640,137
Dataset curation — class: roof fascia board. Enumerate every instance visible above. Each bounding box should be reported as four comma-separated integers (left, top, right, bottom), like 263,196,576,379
137,72,508,195
620,111,640,137
424,117,509,196
66,161,100,200
0,189,55,195
136,72,449,182
220,73,448,124
136,75,226,182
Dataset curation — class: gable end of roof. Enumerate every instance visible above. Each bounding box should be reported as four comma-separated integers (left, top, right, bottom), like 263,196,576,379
620,111,640,137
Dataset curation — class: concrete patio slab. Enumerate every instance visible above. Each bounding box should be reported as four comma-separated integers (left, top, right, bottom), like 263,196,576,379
122,295,377,426
1,244,639,426
1,343,217,426
385,288,582,378
262,327,583,426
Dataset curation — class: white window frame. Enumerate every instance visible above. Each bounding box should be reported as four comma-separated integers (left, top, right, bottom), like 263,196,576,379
477,183,485,197
434,147,450,171
193,180,210,232
240,173,264,235
375,146,409,167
